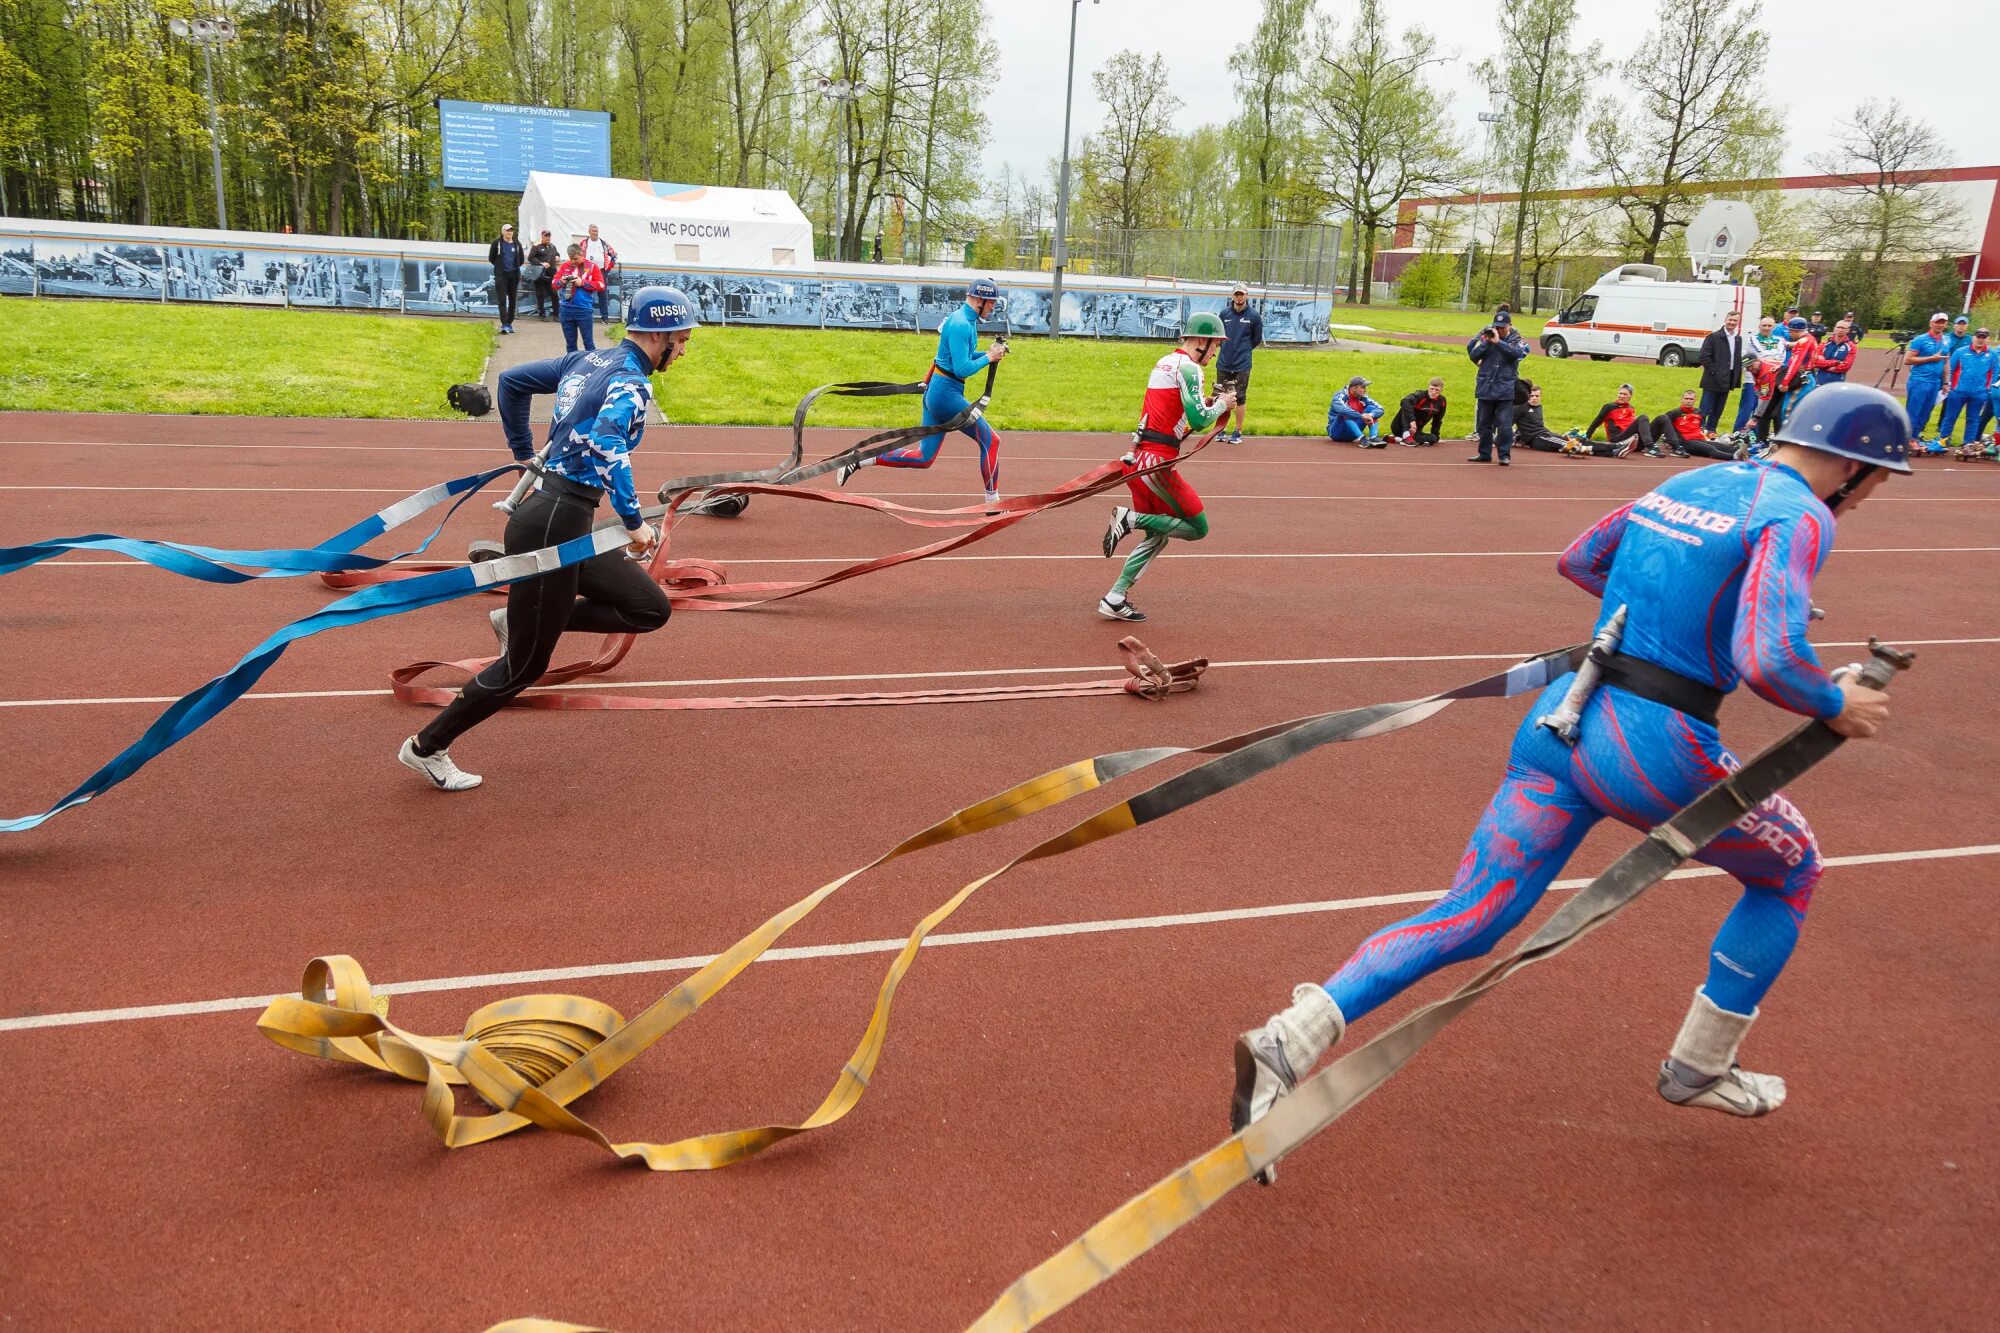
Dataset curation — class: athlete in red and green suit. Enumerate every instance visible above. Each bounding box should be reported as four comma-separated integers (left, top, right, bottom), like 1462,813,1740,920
1096,311,1235,623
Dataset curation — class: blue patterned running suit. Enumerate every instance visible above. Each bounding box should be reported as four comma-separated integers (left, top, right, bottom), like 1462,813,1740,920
1323,461,1844,1024
498,341,653,530
876,301,1003,493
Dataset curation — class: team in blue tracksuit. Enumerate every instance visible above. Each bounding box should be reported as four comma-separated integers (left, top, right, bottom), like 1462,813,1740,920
1231,382,1910,1146
875,298,1005,497
1325,380,1386,443
1903,317,1951,438
1939,336,1998,444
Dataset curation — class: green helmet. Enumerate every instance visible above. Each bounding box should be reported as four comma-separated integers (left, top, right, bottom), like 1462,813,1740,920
1184,311,1225,339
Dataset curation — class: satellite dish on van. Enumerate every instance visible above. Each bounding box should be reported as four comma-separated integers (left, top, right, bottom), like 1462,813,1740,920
1686,200,1759,280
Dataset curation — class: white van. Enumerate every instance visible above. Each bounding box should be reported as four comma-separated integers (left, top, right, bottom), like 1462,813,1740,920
1538,264,1759,367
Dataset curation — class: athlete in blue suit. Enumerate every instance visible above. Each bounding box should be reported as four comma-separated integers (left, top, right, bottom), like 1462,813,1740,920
1902,312,1951,445
838,277,1011,508
1231,383,1910,1170
398,286,696,791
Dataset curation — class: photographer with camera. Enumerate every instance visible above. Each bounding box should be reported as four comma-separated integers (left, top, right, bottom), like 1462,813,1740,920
551,243,606,353
1466,311,1531,466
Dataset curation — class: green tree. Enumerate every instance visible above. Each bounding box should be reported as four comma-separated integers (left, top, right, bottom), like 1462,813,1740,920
1080,50,1181,235
1227,0,1308,230
1806,99,1964,320
1394,252,1457,307
1583,0,1782,263
1902,256,1968,324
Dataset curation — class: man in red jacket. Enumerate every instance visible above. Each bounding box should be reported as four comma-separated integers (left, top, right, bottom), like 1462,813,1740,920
1651,387,1733,459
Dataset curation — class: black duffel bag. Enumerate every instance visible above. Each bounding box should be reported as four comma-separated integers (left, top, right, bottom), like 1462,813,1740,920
447,382,493,417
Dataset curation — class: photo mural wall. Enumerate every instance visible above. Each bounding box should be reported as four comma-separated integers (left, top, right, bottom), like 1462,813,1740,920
5,228,1332,344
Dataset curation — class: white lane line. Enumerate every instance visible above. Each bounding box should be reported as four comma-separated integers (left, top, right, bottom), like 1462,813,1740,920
2,639,1993,710
4,483,1992,503
35,546,2000,570
3,843,1991,1035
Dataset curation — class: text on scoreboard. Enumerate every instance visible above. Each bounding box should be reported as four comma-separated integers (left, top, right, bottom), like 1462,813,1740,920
437,99,612,193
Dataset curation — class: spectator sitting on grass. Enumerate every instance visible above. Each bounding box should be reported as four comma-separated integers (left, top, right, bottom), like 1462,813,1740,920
1583,383,1657,456
1652,387,1735,460
1390,377,1447,446
1326,375,1386,446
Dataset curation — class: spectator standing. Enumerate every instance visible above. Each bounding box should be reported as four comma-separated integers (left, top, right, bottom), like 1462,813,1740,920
1902,312,1951,445
1752,317,1817,441
487,223,524,334
1811,321,1856,390
581,225,618,321
1939,326,1998,446
1326,376,1386,445
1583,384,1657,455
1697,310,1742,431
525,229,561,320
1466,311,1530,465
1733,314,1785,433
1391,378,1448,445
1216,284,1262,444
1946,314,1972,362
1807,310,1827,340
552,243,605,352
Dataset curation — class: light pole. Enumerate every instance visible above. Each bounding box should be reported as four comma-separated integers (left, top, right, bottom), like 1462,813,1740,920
1458,108,1502,310
1048,0,1096,337
169,17,237,230
818,78,860,261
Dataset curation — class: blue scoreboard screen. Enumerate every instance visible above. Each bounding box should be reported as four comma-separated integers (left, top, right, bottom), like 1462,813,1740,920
437,99,612,193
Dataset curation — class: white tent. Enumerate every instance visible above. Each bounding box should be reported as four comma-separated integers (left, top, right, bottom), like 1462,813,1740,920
517,173,815,272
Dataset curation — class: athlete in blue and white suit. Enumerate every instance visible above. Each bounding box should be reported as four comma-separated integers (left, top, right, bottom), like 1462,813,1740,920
837,277,1011,508
1232,384,1910,1168
398,286,698,791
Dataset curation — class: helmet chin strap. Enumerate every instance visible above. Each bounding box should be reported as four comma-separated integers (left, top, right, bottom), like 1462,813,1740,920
1823,462,1877,512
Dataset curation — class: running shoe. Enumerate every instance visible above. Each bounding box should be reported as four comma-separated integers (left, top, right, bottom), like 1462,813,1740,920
1671,446,1691,457
397,737,482,791
1228,431,1243,445
1097,595,1146,622
1231,984,1344,1185
489,608,509,656
1657,1062,1786,1117
1101,506,1137,557
984,490,1004,516
1643,445,1666,458
835,456,862,487
1613,440,1634,458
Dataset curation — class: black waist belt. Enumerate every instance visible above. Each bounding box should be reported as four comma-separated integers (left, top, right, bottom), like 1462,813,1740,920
535,473,602,507
931,363,965,385
1594,650,1723,726
1133,428,1183,450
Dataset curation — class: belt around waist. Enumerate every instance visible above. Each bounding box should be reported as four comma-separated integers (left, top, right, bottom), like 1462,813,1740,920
1133,428,1183,450
535,474,603,506
930,363,966,385
1594,650,1724,726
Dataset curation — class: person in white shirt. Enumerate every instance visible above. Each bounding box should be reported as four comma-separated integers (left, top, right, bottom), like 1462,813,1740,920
581,225,618,321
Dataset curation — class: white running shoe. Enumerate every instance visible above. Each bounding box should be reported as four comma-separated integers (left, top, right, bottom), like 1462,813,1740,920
398,736,482,791
984,490,1004,515
489,607,509,656
835,457,862,487
1097,595,1146,622
1232,984,1345,1184
1657,1062,1787,1117
1102,506,1137,557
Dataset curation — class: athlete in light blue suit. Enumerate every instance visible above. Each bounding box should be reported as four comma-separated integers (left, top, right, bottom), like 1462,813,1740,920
1231,383,1910,1174
1902,312,1951,445
838,277,1011,508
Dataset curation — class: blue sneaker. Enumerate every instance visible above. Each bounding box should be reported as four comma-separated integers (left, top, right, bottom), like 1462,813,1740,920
1228,430,1243,445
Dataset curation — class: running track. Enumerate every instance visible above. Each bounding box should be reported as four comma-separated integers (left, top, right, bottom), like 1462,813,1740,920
1,412,1995,1330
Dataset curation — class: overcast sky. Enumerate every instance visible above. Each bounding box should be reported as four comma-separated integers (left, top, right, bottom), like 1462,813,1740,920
983,1,2000,190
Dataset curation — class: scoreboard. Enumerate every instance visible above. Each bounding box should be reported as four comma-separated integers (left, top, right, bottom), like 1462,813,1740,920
438,99,612,193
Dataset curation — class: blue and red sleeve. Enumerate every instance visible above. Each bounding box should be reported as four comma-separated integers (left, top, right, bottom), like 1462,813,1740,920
1731,508,1844,719
1557,501,1631,597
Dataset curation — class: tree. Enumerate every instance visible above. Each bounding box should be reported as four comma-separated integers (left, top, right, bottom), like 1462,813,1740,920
1814,252,1883,329
906,0,993,260
1582,0,1782,263
1474,0,1598,307
1302,0,1461,303
1227,0,1308,230
1807,99,1964,319
1080,50,1180,235
1395,251,1456,307
1903,256,1968,324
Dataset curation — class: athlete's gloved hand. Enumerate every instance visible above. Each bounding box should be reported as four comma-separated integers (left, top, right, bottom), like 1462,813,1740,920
987,341,1010,362
1827,675,1891,738
626,520,658,559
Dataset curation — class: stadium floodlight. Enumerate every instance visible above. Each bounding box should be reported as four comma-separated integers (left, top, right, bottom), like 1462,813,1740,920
817,78,862,262
1049,0,1099,338
170,18,239,230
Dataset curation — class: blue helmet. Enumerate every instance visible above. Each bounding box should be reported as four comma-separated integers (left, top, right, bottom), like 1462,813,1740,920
625,285,700,334
967,276,1000,302
1771,382,1913,474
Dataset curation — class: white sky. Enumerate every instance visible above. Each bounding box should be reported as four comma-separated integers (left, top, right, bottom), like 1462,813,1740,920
984,1,2000,192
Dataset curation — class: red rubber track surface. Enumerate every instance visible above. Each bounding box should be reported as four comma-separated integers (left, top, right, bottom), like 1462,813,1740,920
1,412,1995,1330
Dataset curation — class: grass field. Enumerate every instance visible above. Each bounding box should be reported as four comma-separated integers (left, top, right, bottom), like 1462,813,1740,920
0,299,493,417
2,297,1714,436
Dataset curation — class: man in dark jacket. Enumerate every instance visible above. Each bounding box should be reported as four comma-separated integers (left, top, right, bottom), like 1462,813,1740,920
1466,310,1530,465
1216,284,1263,444
525,230,561,319
1696,310,1742,431
487,224,524,333
1391,377,1447,444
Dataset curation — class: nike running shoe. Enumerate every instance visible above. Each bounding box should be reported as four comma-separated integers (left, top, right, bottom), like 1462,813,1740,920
489,608,509,656
1096,595,1146,622
835,456,862,487
1102,506,1137,557
1657,1061,1786,1117
397,737,482,791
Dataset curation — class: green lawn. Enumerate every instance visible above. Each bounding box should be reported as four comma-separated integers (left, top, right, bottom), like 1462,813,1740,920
0,297,1712,436
0,298,493,417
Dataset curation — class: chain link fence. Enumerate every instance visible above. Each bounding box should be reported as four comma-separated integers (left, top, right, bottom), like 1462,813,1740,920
1001,224,1341,299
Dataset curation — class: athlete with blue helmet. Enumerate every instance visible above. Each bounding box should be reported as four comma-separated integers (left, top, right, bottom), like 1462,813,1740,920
1232,382,1909,1173
399,285,698,791
837,278,1011,509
